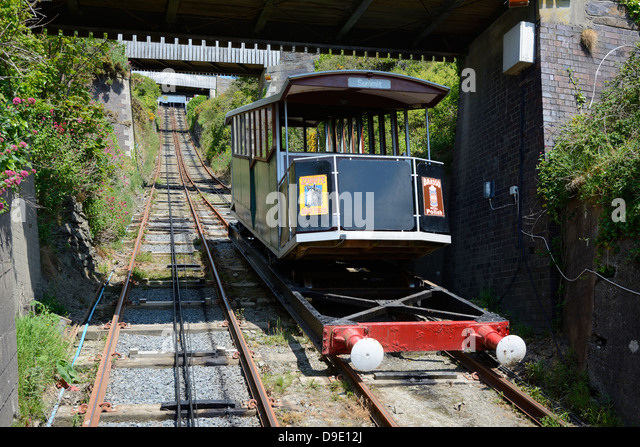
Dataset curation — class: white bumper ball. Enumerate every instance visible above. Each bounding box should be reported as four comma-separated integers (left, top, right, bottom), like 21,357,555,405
495,335,527,366
350,337,384,371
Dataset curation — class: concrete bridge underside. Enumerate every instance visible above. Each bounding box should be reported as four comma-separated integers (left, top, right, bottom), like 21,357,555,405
38,0,514,62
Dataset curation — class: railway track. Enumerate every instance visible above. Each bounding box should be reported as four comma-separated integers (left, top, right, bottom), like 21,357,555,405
52,106,276,427
168,107,564,428
52,106,563,429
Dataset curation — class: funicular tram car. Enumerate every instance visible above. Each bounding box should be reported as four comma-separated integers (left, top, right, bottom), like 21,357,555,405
225,71,526,370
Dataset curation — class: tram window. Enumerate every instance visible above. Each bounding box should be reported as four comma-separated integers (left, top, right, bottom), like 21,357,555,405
232,116,237,155
276,110,409,157
242,114,247,156
286,127,305,152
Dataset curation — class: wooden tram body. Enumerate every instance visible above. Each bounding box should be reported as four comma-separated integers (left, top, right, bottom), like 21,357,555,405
225,71,451,261
225,71,526,370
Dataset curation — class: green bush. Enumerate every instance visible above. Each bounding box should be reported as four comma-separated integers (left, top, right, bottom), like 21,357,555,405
523,351,621,426
189,77,258,163
0,0,149,244
537,44,640,260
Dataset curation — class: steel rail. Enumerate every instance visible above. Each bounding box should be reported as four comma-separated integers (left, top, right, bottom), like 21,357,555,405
172,118,230,230
445,351,566,427
170,109,280,427
167,112,197,426
173,111,231,212
82,126,163,427
414,277,564,426
175,108,231,193
325,355,399,427
227,224,399,427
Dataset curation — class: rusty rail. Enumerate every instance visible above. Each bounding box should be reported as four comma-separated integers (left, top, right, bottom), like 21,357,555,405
82,134,162,427
446,351,566,426
325,356,398,427
172,113,229,230
171,109,279,427
177,109,230,192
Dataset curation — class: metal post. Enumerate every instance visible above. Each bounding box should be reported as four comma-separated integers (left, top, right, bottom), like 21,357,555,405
284,100,289,170
425,109,431,160
404,110,410,156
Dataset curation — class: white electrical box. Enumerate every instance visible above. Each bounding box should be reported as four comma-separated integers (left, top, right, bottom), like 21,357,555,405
503,21,535,75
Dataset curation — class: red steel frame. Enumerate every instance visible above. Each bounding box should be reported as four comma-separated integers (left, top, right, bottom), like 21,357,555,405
323,321,510,356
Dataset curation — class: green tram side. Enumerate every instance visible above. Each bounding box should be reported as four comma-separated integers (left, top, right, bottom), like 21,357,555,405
225,70,452,261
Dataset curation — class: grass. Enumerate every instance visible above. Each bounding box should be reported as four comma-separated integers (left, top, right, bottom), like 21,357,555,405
263,371,296,394
263,317,297,346
135,250,153,263
521,351,622,426
15,300,73,426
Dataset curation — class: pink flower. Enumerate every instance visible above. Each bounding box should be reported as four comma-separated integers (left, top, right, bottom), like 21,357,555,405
31,169,36,174
19,141,27,148
32,130,37,134
27,98,35,105
12,97,22,105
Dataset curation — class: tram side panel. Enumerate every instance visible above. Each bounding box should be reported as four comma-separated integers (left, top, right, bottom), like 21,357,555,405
231,156,252,228
231,154,280,252
252,155,279,250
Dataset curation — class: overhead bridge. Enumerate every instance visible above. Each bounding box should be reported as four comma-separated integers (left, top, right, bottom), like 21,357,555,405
132,70,231,97
123,36,281,76
38,1,524,62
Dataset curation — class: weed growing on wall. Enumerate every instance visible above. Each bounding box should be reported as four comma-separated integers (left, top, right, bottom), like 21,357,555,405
619,0,640,25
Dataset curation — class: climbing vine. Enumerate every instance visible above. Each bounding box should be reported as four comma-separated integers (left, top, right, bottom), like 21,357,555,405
619,0,640,25
537,43,640,261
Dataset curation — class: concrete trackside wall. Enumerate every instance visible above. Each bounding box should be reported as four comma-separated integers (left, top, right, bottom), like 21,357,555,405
0,179,43,426
563,199,640,426
91,75,136,157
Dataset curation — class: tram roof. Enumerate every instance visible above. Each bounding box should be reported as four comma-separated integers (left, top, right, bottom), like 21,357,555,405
225,70,449,124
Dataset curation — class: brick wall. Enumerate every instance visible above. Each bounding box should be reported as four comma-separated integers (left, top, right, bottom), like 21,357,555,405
540,5,638,148
538,1,639,426
442,0,639,425
443,5,557,331
443,0,638,331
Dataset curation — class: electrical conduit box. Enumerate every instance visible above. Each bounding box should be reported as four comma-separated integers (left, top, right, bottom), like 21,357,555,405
503,21,535,75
